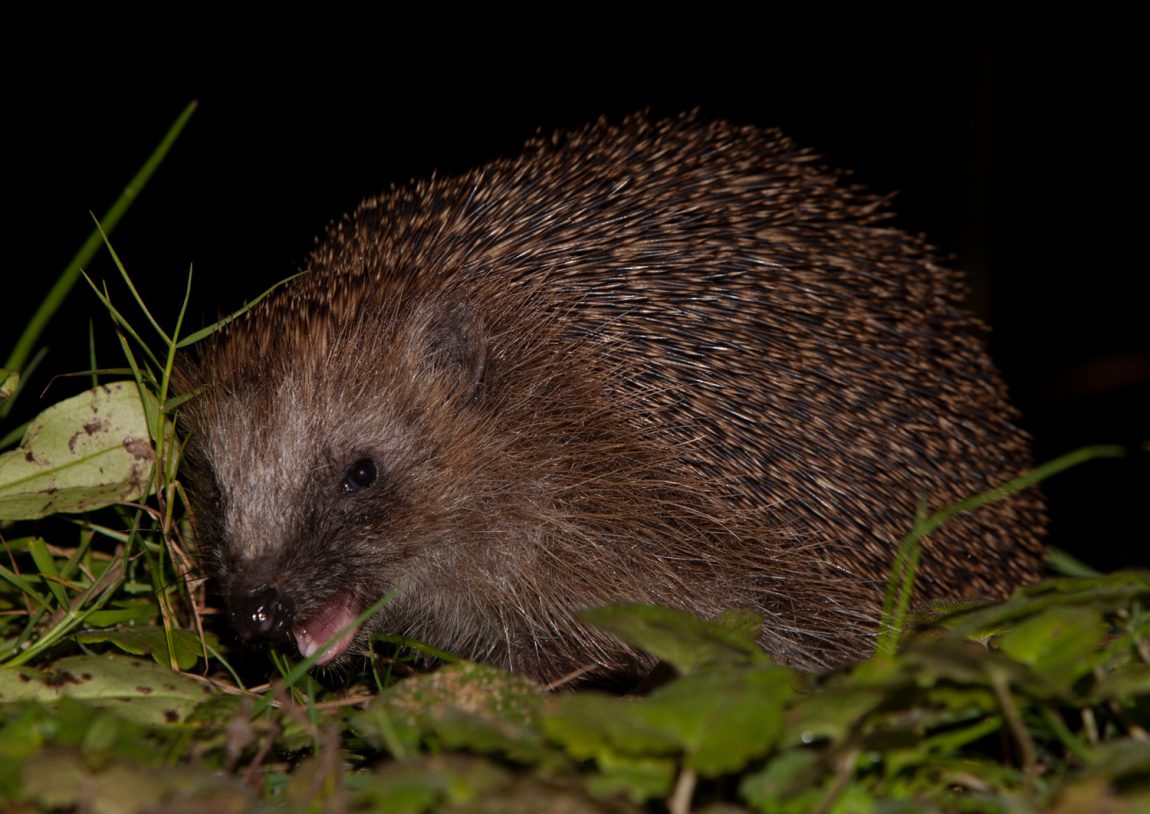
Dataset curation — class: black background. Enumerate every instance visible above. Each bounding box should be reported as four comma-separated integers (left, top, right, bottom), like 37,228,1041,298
7,10,1146,569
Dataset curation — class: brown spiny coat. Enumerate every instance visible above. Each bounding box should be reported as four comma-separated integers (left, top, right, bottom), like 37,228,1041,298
179,113,1045,683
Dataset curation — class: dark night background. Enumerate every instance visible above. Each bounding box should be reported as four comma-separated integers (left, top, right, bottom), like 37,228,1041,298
6,11,1147,570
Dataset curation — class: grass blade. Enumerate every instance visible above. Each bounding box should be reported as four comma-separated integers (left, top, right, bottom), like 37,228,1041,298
4,101,197,374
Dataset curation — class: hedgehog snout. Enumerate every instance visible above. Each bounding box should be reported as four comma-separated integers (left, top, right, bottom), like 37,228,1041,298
229,583,296,642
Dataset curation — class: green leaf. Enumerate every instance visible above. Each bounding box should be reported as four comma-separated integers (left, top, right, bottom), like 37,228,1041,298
357,662,548,765
997,605,1109,692
0,703,48,799
740,750,830,814
939,571,1150,640
579,603,766,675
26,537,67,609
586,752,676,804
1051,739,1150,812
82,601,161,628
546,666,793,779
543,693,675,762
353,754,609,814
0,654,211,726
20,745,254,814
0,381,153,520
787,684,886,744
0,559,51,610
1093,664,1150,702
642,667,794,776
76,627,207,670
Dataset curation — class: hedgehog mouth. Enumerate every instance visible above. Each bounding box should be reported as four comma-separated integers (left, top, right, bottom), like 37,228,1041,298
292,596,360,666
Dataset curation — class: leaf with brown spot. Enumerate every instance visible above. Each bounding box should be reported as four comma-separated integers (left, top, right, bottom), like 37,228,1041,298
0,654,208,727
0,381,154,520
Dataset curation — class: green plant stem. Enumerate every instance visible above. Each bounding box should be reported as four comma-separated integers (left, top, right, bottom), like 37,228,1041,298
669,766,696,814
876,444,1126,658
989,666,1038,775
1039,705,1096,765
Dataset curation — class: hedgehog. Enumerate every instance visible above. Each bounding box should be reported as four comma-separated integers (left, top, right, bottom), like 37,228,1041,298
178,113,1046,684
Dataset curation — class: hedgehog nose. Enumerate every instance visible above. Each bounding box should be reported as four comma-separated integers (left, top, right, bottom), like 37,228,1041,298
230,585,295,642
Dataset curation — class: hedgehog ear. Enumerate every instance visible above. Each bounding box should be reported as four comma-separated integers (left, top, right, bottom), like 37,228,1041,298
421,300,487,401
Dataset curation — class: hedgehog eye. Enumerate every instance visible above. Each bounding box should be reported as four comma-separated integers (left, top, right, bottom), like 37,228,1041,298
341,458,378,493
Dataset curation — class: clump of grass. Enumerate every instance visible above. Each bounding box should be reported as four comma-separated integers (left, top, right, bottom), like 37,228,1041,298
1,102,201,674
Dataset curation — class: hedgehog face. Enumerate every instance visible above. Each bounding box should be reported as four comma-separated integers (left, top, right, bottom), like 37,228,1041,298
190,300,499,666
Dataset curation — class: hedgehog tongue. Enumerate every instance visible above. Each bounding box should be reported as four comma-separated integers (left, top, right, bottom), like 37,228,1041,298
293,598,359,666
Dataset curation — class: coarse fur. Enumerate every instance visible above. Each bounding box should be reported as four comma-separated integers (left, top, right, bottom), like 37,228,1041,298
178,113,1046,684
